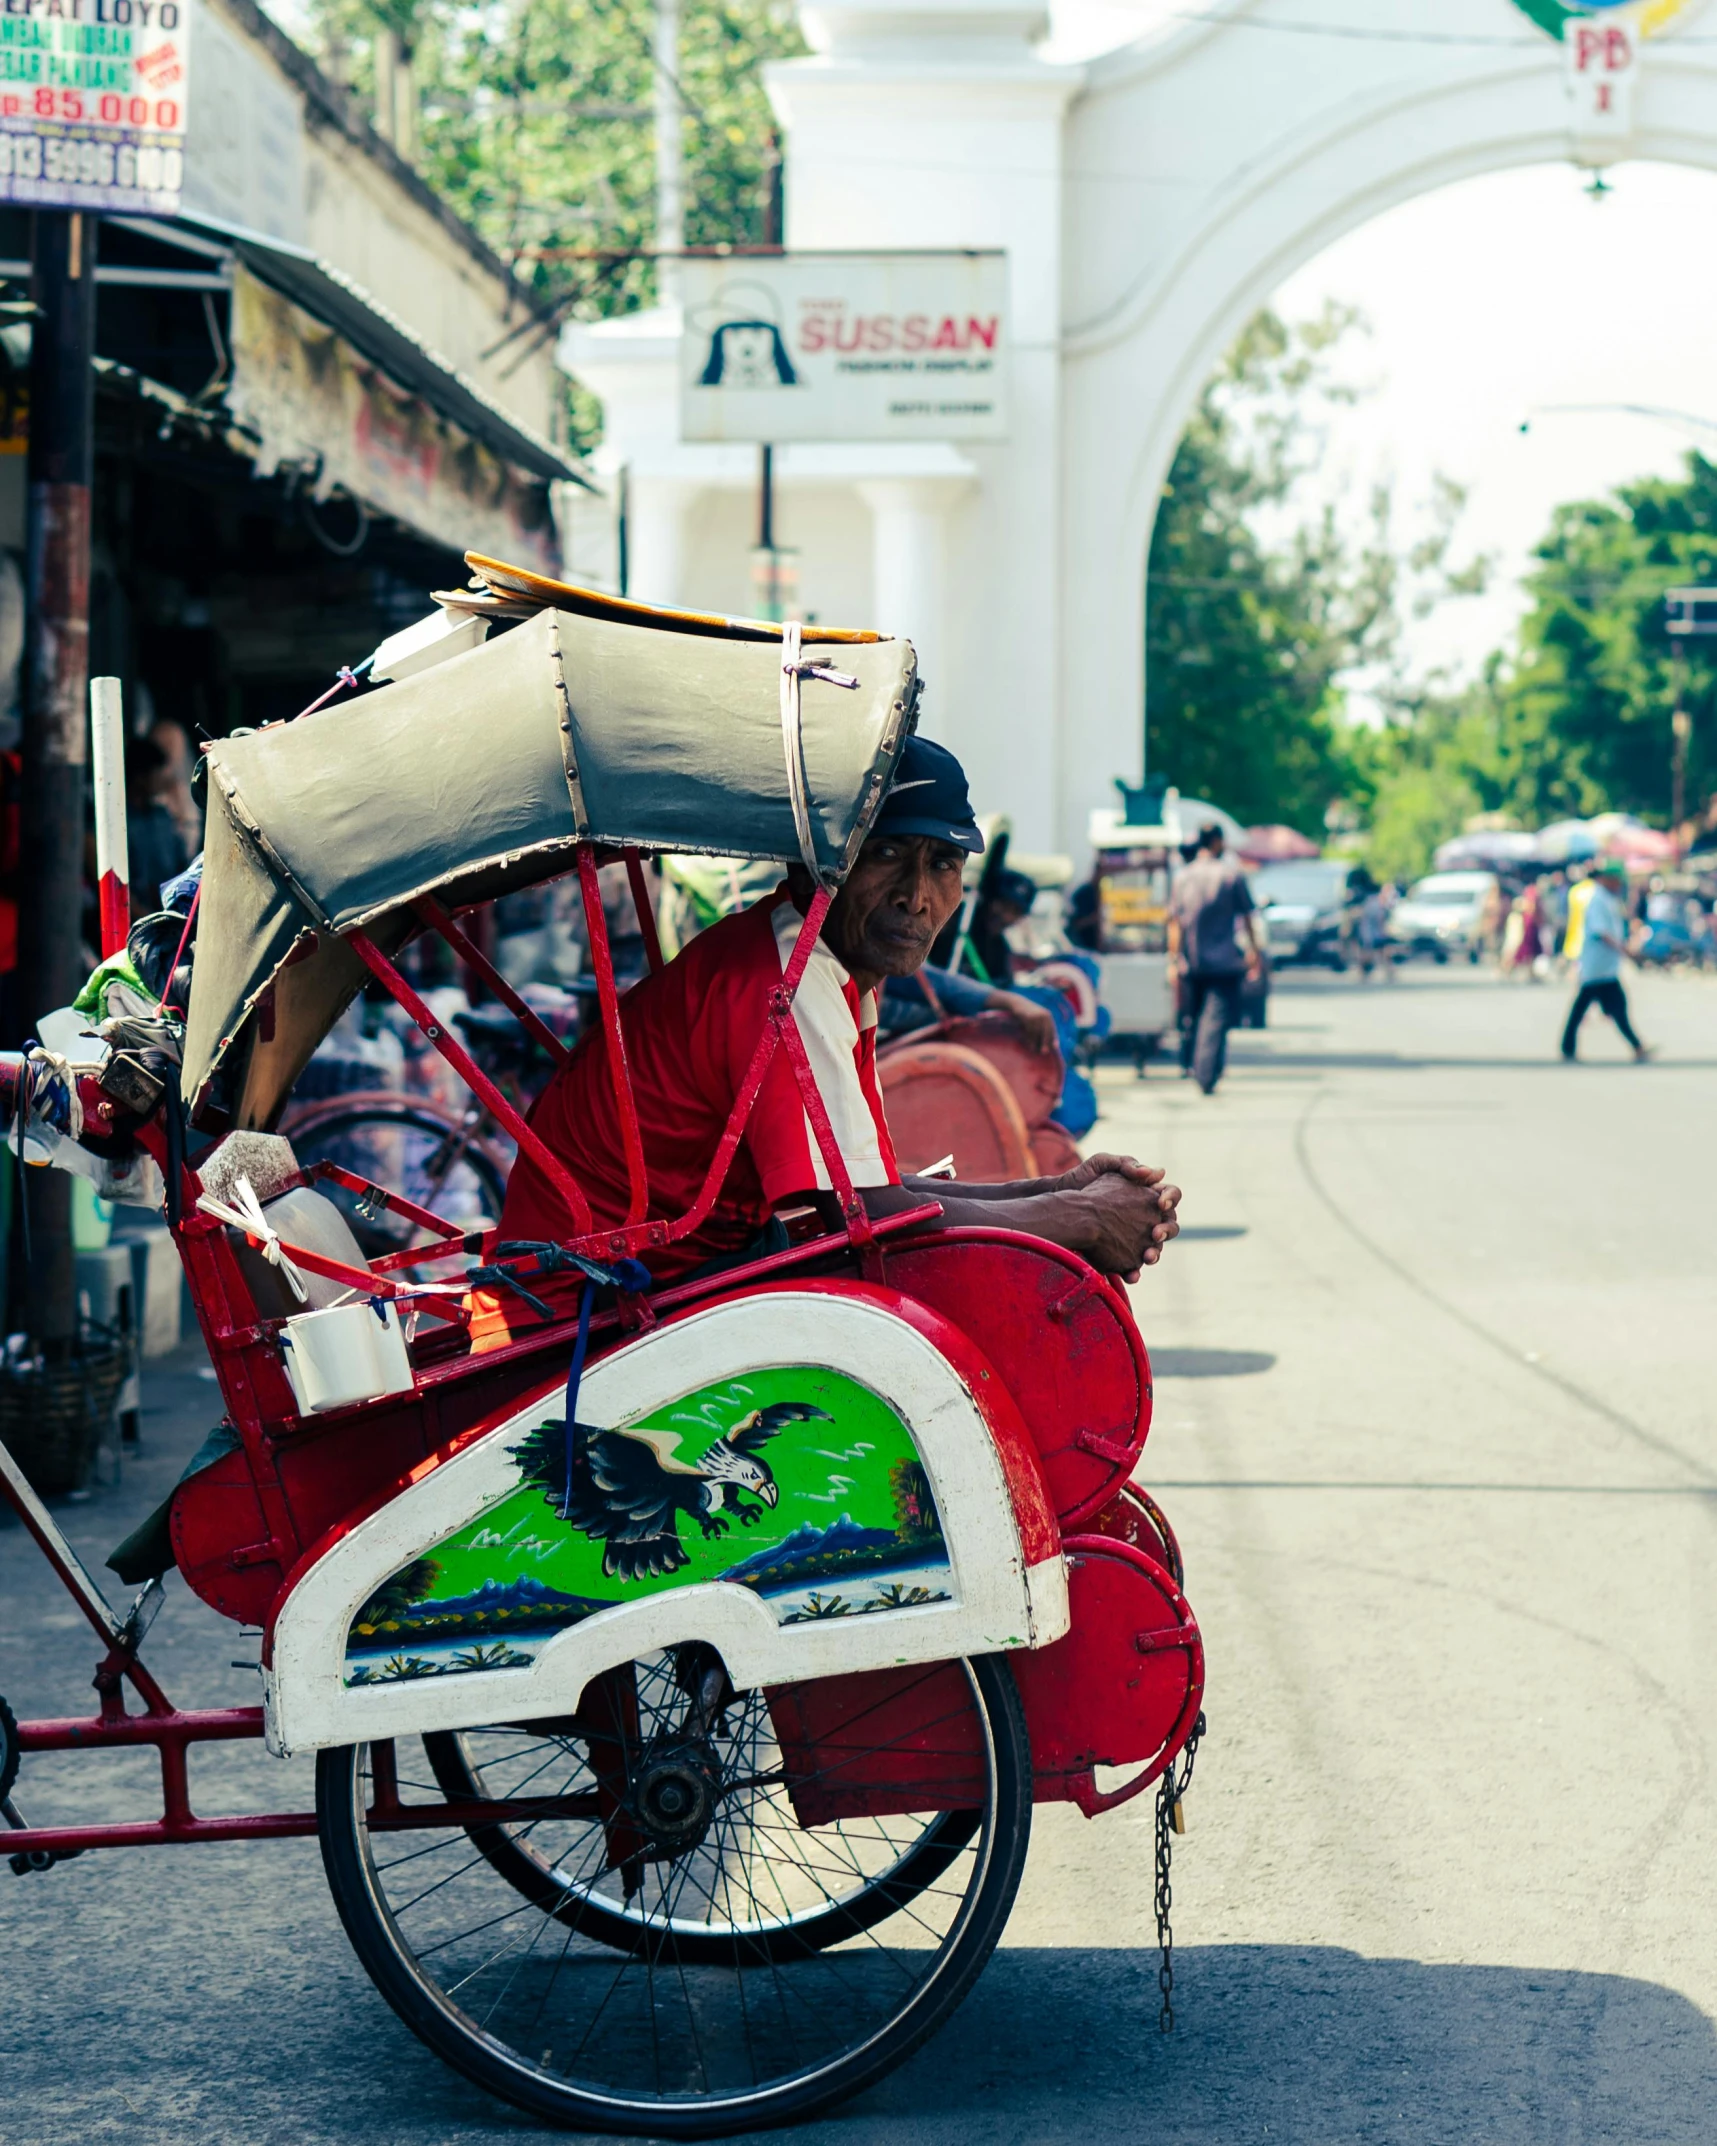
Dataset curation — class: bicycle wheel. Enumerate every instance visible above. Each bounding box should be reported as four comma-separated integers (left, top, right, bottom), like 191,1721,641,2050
316,1650,1031,2136
280,1093,508,1261
419,1706,981,1964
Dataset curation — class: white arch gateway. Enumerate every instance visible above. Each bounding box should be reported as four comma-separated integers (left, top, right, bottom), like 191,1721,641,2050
567,0,1717,856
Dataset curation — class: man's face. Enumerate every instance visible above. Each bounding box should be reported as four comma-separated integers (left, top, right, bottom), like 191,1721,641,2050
824,833,968,981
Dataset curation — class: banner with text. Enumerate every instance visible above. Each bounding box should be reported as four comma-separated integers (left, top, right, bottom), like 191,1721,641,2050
0,0,189,215
678,253,1008,444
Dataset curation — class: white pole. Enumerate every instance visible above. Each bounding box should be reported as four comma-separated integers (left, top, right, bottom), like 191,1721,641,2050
89,675,129,958
654,0,682,309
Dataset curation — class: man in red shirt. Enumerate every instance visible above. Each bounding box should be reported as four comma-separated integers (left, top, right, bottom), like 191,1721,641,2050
479,739,1179,1338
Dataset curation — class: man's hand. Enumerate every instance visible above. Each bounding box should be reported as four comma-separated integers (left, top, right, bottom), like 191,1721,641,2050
1071,1168,1183,1280
986,989,1058,1054
1051,1151,1163,1194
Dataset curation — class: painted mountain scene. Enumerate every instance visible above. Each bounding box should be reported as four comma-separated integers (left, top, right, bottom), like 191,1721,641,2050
344,1367,952,1684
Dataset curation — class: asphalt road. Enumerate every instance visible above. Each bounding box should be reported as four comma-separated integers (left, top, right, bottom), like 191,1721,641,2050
4,962,1717,2145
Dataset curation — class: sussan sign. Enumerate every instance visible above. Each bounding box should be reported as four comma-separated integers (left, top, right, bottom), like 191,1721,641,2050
679,253,1009,444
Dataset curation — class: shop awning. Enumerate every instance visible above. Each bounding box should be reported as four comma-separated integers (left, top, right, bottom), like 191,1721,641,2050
163,208,582,489
90,210,586,573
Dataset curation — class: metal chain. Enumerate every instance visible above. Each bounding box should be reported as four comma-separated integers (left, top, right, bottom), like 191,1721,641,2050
1154,1709,1206,2033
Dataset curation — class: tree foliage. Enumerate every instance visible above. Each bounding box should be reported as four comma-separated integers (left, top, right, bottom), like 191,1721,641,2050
300,0,803,326
1144,308,1481,836
1483,457,1717,826
1347,454,1717,881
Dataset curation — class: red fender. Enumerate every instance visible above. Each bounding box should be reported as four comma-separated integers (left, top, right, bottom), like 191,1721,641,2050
883,1228,1153,1525
1011,1535,1202,1815
770,1539,1201,1822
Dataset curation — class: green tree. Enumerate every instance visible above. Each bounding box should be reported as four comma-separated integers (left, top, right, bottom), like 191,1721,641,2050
1484,455,1717,827
1349,452,1717,881
300,0,803,336
1145,308,1480,835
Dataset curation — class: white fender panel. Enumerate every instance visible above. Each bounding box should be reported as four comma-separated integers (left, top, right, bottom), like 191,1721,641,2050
265,1290,1069,1755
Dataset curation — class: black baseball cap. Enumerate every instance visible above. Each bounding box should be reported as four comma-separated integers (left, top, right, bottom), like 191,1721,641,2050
874,736,985,855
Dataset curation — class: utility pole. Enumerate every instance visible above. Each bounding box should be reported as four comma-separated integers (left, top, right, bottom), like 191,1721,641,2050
653,0,683,309
19,208,96,1352
751,138,790,621
1665,587,1715,841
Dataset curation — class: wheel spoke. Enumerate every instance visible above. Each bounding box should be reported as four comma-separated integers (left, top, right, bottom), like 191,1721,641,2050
324,1652,1026,2125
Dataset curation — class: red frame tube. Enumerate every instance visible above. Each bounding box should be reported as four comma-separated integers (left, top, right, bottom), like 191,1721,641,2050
624,848,665,974
577,846,650,1225
415,897,572,1067
295,1158,483,1261
346,929,594,1235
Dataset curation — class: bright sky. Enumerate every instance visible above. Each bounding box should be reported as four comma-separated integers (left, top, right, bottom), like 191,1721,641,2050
1045,1,1717,690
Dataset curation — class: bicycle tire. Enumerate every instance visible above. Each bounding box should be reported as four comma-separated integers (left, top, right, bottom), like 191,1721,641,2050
316,1651,1031,2137
421,1725,981,1964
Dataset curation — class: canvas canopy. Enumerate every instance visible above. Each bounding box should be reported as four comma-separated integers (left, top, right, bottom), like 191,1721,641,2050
183,583,917,1129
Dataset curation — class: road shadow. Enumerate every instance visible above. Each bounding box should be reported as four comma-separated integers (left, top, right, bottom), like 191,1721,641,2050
815,1943,1717,2145
1151,1348,1276,1378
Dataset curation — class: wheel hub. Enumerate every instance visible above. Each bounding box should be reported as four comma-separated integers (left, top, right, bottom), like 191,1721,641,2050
629,1737,722,1852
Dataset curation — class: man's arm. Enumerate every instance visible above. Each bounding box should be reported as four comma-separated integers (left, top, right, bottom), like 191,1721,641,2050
909,963,1058,1053
805,1153,1181,1281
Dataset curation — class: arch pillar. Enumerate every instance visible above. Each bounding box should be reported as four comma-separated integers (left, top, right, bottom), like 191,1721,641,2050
857,474,973,738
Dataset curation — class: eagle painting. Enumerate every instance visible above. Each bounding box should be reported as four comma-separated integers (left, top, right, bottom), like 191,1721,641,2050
511,1403,833,1583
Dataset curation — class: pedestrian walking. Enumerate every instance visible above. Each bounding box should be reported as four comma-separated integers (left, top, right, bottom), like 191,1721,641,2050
1560,858,1653,1063
1352,875,1395,982
1168,822,1264,1093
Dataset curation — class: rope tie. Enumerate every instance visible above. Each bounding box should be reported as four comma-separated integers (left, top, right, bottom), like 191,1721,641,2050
195,1173,310,1305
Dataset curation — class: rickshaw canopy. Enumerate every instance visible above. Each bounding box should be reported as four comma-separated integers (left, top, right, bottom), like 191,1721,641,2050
183,564,918,1128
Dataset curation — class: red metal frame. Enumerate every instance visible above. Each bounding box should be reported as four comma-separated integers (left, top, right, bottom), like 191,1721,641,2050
346,928,596,1236
577,845,650,1225
415,896,572,1067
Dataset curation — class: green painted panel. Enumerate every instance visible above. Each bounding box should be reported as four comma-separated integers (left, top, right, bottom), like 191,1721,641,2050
346,1367,952,1685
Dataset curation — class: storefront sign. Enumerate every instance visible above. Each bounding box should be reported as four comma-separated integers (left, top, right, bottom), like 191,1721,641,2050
0,0,190,215
679,253,1008,444
225,268,559,574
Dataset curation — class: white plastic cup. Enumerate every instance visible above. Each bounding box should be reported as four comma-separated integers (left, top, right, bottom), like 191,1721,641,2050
278,1299,415,1415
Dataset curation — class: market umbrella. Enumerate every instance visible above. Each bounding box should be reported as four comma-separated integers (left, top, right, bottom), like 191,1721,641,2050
1238,823,1321,863
1433,830,1540,870
1535,819,1600,864
1602,822,1676,864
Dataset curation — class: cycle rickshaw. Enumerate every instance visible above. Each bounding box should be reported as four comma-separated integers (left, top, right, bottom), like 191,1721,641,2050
0,558,1203,2136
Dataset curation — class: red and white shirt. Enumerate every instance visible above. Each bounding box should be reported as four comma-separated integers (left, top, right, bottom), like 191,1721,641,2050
493,886,899,1290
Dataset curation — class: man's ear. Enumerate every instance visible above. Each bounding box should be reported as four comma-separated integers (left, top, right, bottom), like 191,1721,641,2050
785,863,817,912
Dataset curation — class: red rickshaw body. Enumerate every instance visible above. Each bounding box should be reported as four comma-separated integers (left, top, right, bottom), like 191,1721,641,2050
0,564,1203,2135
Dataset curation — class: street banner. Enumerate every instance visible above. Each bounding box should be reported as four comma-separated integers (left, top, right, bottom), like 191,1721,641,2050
0,0,190,215
678,252,1008,444
1564,12,1637,133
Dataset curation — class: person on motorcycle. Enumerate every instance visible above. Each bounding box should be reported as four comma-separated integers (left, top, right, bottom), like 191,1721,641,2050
473,738,1180,1342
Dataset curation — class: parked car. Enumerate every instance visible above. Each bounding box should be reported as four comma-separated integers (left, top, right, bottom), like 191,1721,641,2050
1386,870,1498,962
1250,858,1367,970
